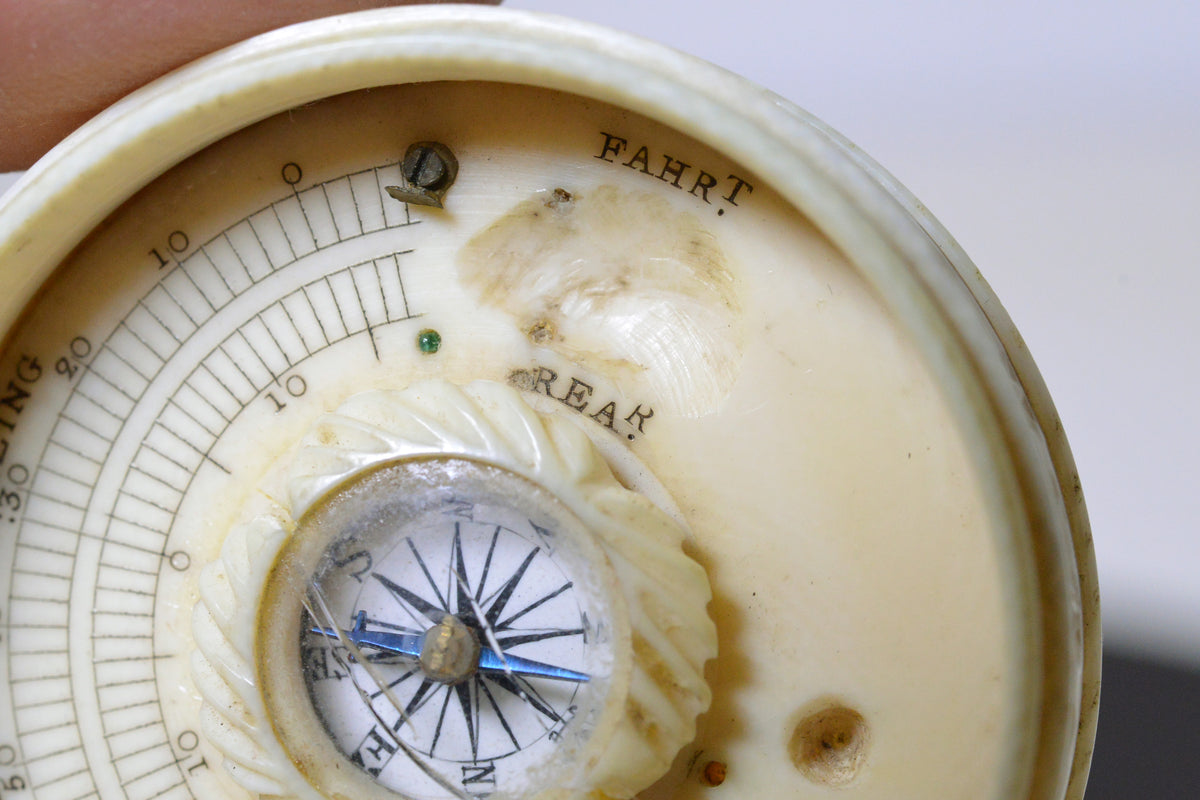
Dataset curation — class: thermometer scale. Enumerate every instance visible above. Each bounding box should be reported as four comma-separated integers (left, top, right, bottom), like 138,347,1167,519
0,8,1098,800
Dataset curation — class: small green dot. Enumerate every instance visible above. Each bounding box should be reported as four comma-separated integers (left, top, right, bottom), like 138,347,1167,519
417,329,441,354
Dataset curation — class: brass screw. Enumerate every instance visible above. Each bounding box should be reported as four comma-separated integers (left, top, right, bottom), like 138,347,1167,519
402,143,454,191
386,141,459,208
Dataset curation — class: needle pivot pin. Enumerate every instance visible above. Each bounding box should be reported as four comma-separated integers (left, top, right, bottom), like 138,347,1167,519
419,615,481,684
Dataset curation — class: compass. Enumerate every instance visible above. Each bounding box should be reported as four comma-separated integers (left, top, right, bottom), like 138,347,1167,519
0,7,1098,800
289,461,605,791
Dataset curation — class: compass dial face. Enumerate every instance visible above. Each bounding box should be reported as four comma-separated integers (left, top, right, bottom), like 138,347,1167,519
260,459,616,800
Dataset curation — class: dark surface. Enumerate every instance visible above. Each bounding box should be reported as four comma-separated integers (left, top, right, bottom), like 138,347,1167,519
1084,648,1200,798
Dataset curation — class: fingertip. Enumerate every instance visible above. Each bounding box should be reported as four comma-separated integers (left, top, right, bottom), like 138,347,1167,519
0,1,500,170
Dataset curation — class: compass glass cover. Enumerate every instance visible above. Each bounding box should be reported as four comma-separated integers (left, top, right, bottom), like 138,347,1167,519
260,458,614,799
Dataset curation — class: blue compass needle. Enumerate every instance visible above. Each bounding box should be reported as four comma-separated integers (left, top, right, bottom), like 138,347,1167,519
311,611,590,683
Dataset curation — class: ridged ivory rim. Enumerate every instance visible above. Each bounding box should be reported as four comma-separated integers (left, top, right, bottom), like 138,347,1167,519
193,380,716,799
0,6,1097,799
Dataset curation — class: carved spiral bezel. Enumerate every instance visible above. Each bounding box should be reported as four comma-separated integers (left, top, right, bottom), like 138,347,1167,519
192,380,717,799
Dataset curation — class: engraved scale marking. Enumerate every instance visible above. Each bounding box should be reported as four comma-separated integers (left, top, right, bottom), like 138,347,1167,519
4,162,422,800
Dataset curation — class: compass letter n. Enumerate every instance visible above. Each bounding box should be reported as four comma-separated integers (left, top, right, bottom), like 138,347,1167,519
461,762,497,790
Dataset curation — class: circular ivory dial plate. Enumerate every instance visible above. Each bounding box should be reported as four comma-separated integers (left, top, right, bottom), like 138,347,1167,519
0,8,1097,800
